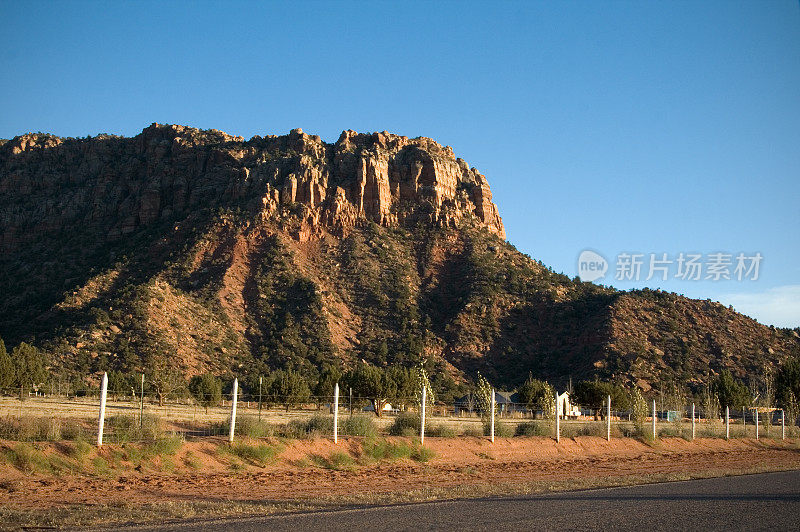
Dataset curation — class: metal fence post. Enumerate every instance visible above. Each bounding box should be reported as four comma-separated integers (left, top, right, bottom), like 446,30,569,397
490,389,495,443
606,395,611,442
228,378,238,444
725,405,729,440
420,385,426,445
692,403,695,441
258,376,263,422
652,399,657,440
139,373,144,431
555,393,560,443
97,372,108,448
333,382,339,444
782,409,785,440
742,407,746,433
754,408,759,440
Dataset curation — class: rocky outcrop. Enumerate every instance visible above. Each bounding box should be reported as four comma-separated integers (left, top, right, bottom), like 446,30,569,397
0,124,505,250
1,125,798,392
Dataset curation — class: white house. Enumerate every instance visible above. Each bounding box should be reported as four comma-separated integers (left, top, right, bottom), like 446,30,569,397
362,402,395,413
557,391,581,419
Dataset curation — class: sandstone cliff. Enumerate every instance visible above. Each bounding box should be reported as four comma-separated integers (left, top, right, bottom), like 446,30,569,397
0,124,797,394
0,124,504,250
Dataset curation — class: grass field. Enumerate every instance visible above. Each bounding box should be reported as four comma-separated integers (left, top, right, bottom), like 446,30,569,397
2,396,795,442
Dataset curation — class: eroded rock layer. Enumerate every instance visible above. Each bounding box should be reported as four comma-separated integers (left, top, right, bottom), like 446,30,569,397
0,124,504,250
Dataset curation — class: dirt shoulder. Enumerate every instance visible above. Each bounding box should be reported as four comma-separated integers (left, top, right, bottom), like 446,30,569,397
1,436,799,529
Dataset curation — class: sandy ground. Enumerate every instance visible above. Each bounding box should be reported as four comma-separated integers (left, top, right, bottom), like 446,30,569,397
2,436,799,520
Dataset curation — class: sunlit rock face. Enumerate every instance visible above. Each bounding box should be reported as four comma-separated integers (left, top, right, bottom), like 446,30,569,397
0,124,505,248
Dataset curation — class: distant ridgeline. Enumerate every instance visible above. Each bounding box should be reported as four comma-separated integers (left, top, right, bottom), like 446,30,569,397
0,124,798,400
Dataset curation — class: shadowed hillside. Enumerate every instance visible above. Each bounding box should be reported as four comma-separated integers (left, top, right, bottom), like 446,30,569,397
1,125,797,391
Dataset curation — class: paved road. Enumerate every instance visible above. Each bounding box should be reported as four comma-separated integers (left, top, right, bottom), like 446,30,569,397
110,470,800,531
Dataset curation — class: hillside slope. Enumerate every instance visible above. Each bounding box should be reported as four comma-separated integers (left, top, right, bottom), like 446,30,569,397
1,124,797,391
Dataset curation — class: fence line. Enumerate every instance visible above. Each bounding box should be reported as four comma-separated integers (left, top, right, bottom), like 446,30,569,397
1,385,799,445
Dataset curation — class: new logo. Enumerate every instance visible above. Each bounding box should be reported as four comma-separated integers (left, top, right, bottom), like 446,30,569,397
577,250,608,282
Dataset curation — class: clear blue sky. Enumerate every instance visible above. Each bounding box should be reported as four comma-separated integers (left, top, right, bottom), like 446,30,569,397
2,1,799,326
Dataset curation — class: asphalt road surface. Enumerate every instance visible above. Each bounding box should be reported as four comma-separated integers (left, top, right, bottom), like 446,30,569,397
110,470,800,531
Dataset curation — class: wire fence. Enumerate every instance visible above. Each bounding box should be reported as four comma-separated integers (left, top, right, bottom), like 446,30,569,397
1,388,798,444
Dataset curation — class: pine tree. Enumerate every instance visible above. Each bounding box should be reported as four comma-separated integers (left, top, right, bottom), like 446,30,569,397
270,369,312,412
11,342,47,390
189,373,222,413
0,338,15,391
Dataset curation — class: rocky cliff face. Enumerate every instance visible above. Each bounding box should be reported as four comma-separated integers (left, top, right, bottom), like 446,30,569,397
0,124,797,394
0,124,504,250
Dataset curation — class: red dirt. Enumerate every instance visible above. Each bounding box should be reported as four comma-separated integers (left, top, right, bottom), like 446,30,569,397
2,436,799,512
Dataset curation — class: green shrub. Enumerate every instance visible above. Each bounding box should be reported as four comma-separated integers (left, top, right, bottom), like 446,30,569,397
361,439,414,461
236,416,274,438
208,420,229,436
91,456,111,476
483,420,513,437
313,451,356,470
659,420,689,440
70,437,93,459
7,443,50,473
146,434,183,456
278,421,306,439
304,414,334,435
411,446,435,462
388,412,420,436
42,418,62,441
514,421,551,437
107,414,164,442
561,422,606,438
462,425,484,437
617,423,640,438
0,416,67,441
426,424,457,438
225,442,281,466
696,424,724,439
122,434,184,467
281,414,333,439
341,415,378,438
61,422,88,441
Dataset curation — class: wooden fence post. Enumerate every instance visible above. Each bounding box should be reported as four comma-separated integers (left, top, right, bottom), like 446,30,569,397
228,378,238,444
333,382,339,444
97,372,108,448
691,403,695,441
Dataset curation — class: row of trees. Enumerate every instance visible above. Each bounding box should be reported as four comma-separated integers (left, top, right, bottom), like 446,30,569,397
507,363,800,424
102,362,437,417
4,330,800,423
0,339,48,392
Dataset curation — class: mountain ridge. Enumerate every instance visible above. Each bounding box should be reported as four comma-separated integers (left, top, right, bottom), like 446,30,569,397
0,123,504,250
0,124,797,395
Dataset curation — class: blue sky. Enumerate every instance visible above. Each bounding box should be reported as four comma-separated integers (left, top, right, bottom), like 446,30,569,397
1,1,798,327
